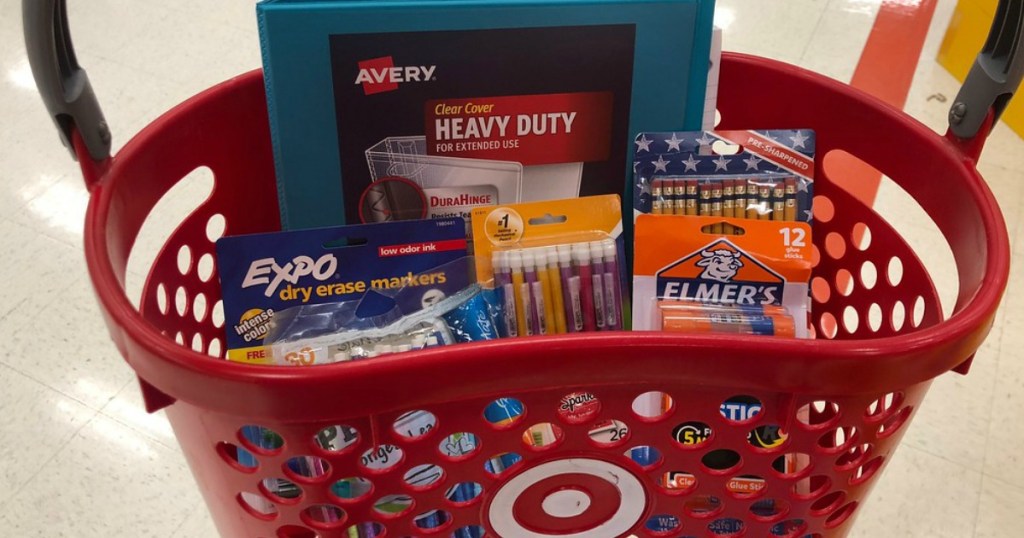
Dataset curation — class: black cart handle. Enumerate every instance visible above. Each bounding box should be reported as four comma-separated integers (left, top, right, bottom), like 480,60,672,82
949,0,1024,139
23,0,110,162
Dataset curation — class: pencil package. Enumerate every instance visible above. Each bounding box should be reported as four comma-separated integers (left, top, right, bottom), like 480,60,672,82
632,214,813,338
215,218,470,364
470,194,627,335
632,130,815,226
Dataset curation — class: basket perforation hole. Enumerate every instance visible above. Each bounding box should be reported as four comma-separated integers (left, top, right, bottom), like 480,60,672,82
769,518,808,537
174,331,185,346
238,491,278,520
749,497,790,522
522,423,564,451
860,261,877,289
878,406,913,438
197,253,215,282
913,296,926,327
413,509,452,533
175,286,189,317
708,517,744,536
207,214,226,242
887,256,904,286
811,277,831,304
177,244,193,275
631,391,674,422
358,445,404,474
673,421,713,448
791,475,832,501
772,453,811,478
208,337,223,358
658,471,698,495
818,312,838,339
825,501,859,529
403,464,445,491
702,449,742,475
726,475,766,500
217,442,258,472
189,333,204,353
824,232,846,259
865,392,904,422
330,477,373,504
439,432,480,461
193,293,208,323
261,477,303,504
484,452,523,477
314,425,360,453
588,419,630,447
212,299,225,329
813,195,834,223
850,456,885,486
625,445,663,470
393,410,437,441
891,301,906,331
156,283,168,315
867,303,883,332
239,425,285,455
835,269,854,296
285,456,332,483
720,395,763,424
373,494,414,518
557,392,601,424
811,243,821,267
684,494,724,518
301,505,347,529
483,398,526,430
842,306,859,334
835,443,873,471
851,222,871,250
748,424,788,451
453,525,486,538
344,522,382,538
816,426,858,454
810,490,846,517
796,400,841,430
644,513,681,535
445,481,483,506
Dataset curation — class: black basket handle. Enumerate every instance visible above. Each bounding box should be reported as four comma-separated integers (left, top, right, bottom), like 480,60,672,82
23,0,110,162
949,0,1024,139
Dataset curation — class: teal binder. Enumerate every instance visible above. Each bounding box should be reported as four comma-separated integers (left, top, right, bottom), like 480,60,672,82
258,0,715,230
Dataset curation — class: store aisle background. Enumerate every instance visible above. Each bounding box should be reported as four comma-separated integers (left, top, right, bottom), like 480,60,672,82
0,0,1022,536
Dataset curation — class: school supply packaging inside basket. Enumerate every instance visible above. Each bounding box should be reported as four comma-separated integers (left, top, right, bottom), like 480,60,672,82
471,194,626,336
215,218,471,364
256,0,716,230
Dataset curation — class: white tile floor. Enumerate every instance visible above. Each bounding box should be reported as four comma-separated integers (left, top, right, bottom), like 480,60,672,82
0,0,1021,536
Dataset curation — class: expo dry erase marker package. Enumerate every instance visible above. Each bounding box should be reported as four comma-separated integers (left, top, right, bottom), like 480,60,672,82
470,195,627,336
215,218,469,363
632,130,816,224
257,0,716,230
632,214,813,337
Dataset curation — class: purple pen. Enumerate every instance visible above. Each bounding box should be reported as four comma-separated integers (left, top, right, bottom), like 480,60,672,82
589,241,607,330
602,239,623,330
492,250,518,337
558,245,581,332
522,250,545,335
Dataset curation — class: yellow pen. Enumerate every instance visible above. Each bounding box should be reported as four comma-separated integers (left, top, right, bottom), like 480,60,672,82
545,246,568,334
507,250,530,337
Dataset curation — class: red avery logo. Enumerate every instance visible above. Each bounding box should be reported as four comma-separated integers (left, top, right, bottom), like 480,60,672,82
355,56,437,95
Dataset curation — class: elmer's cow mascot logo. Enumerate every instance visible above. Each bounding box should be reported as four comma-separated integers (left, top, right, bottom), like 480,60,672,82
656,239,785,305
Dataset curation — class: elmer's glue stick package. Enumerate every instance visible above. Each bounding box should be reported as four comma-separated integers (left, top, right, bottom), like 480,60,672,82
470,195,627,336
632,214,813,338
216,218,470,364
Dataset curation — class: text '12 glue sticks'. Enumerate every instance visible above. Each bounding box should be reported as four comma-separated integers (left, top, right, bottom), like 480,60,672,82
473,195,628,336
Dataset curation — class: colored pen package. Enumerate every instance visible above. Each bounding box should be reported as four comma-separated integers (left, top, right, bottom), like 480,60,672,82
632,214,813,338
632,130,816,225
216,218,470,364
471,195,627,336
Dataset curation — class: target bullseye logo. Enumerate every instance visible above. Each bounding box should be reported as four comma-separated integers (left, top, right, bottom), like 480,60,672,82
487,459,646,537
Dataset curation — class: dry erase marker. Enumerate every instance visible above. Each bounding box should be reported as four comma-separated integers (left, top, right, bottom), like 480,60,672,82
784,177,798,222
685,180,698,216
589,241,607,330
545,247,568,334
533,248,557,334
558,245,581,333
602,239,623,330
573,243,598,331
673,179,686,215
772,181,785,222
522,250,543,335
492,251,519,337
651,179,665,215
508,250,530,337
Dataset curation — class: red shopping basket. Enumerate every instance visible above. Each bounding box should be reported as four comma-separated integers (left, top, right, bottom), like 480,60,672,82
24,1,1021,536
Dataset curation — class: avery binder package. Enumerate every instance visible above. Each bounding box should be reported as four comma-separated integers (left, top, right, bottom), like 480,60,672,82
258,0,716,230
